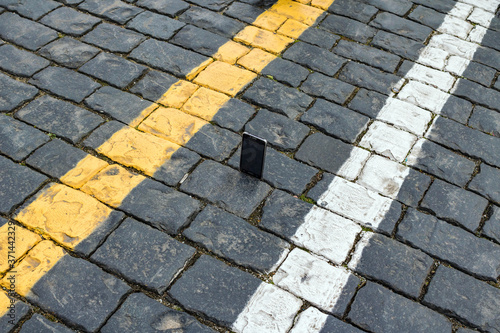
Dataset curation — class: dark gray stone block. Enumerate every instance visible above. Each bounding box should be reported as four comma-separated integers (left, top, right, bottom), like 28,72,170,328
283,41,346,77
38,37,100,68
0,44,49,77
371,30,425,61
92,218,195,293
212,98,255,132
320,314,364,333
0,73,38,112
184,205,289,273
348,282,451,333
410,0,456,13
244,109,310,150
301,72,356,105
0,299,29,333
397,208,500,281
462,62,496,87
27,255,130,332
338,61,401,95
301,98,368,143
185,124,240,161
81,23,146,53
424,265,500,332
298,27,340,50
453,78,500,112
126,11,185,40
440,95,474,125
0,115,48,161
29,66,100,103
170,24,229,56
469,106,500,137
19,313,74,333
350,233,433,298
483,206,500,244
79,52,147,88
243,78,313,119
102,293,215,333
348,88,387,118
154,146,201,186
469,164,500,204
328,0,378,23
0,12,57,50
370,12,432,42
179,6,244,38
180,160,271,218
224,2,263,24
482,29,500,52
78,0,143,24
40,7,101,36
474,46,500,71
129,70,178,102
0,0,61,20
321,14,377,43
262,57,310,87
333,39,401,73
169,255,261,327
130,39,209,78
408,5,446,30
396,169,432,207
17,95,103,143
359,0,413,15
136,0,189,17
187,0,233,11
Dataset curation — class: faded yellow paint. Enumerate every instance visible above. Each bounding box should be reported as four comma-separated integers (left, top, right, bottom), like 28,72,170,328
60,155,108,189
95,127,180,176
128,103,159,127
15,184,114,250
234,26,293,54
157,80,199,109
253,11,288,31
278,19,310,39
0,224,41,274
139,107,208,145
81,165,145,208
194,61,257,97
182,87,231,121
237,48,277,72
270,0,324,25
295,0,311,4
311,0,335,10
185,58,213,80
0,241,65,296
213,41,251,64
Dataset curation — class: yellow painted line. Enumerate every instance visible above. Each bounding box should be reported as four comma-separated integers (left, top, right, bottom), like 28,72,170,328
0,224,41,274
7,0,335,298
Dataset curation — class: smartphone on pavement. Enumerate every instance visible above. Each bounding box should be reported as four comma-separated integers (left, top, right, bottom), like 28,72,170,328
240,132,267,179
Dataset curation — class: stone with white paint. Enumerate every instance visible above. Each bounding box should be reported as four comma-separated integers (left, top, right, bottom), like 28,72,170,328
274,249,360,316
398,80,450,113
290,307,363,333
377,98,432,135
232,283,302,333
468,7,493,27
428,34,477,59
467,25,488,43
404,63,456,91
445,55,469,75
417,47,448,70
437,15,473,39
449,2,473,19
459,0,499,12
335,147,371,181
359,121,417,162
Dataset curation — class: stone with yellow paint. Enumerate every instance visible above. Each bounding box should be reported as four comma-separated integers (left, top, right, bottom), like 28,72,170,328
0,289,29,323
253,11,288,31
270,0,325,25
182,87,230,121
157,80,199,109
278,19,310,39
1,240,65,296
60,154,108,189
0,222,41,274
235,26,293,54
237,48,277,72
139,107,208,146
15,183,124,255
81,165,145,208
311,0,334,10
194,61,257,97
185,58,213,81
213,41,251,64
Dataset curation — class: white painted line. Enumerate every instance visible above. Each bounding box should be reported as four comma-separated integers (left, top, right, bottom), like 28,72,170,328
289,307,329,333
347,232,374,271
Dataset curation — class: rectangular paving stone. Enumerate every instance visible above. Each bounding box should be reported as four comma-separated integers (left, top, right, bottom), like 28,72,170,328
301,72,356,105
0,115,49,161
453,78,500,112
38,36,100,69
424,265,500,332
92,218,195,293
224,2,263,24
127,11,185,40
406,138,476,187
370,12,432,42
40,7,101,36
17,95,103,143
129,69,178,102
243,77,313,119
26,254,130,332
102,293,215,333
81,23,146,53
398,208,500,281
0,293,29,333
462,61,497,87
29,66,100,103
473,46,500,71
421,179,488,232
291,307,364,333
283,41,346,77
338,62,402,95
212,98,255,132
261,58,310,87
183,205,289,273
439,95,474,125
173,24,231,56
0,155,47,214
348,88,387,119
19,314,74,333
371,30,425,61
301,98,368,143
484,205,500,244
130,39,209,78
427,116,500,168
179,6,245,38
0,45,49,77
411,0,457,13
136,0,190,18
349,232,433,298
0,12,58,51
79,52,146,89
469,164,500,204
321,13,377,43
84,86,156,125
78,0,143,24
244,109,309,150
298,27,340,50
348,282,452,333
360,0,413,15
333,39,401,73
0,73,38,112
185,123,240,161
180,160,271,218
408,5,446,30
0,0,61,20
328,0,378,23
189,0,233,11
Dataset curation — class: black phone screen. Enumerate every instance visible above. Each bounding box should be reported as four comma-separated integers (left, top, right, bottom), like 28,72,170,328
240,133,266,179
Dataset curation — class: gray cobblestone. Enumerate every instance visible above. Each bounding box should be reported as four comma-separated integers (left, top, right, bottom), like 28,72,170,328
411,0,456,13
81,23,146,53
224,2,263,24
283,42,346,77
188,0,233,11
78,0,143,24
0,299,29,333
371,30,424,61
300,72,356,105
469,164,500,204
453,78,500,111
0,12,58,50
439,96,474,125
0,73,39,112
179,6,245,38
171,24,229,56
136,0,189,17
338,61,401,95
40,7,101,37
408,5,446,30
462,62,497,87
328,0,378,23
19,314,74,333
262,58,310,88
185,124,240,161
0,115,49,161
212,98,255,132
348,88,386,118
127,11,185,40
474,46,500,71
483,206,500,243
0,0,61,20
360,0,412,15
298,27,339,50
39,36,100,68
370,12,432,42
469,107,500,137
321,14,377,43
129,69,177,102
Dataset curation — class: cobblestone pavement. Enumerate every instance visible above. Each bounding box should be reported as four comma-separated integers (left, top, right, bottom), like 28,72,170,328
0,0,499,332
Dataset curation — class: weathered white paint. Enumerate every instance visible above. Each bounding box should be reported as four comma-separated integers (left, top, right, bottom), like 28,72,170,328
335,147,371,181
405,62,456,91
347,232,374,271
289,307,329,333
377,98,432,135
